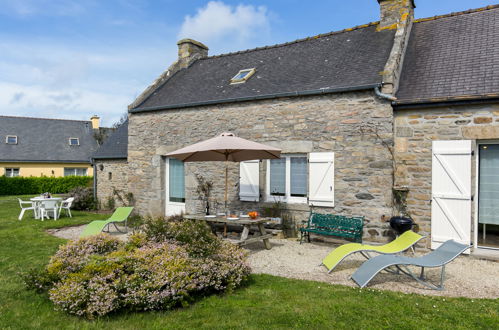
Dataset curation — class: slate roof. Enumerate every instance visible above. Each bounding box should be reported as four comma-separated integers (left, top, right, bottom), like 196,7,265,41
0,116,100,163
93,120,128,160
396,5,499,104
132,24,395,111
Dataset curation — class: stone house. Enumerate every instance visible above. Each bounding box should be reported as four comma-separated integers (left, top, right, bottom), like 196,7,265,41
92,120,129,208
95,1,499,252
393,5,499,252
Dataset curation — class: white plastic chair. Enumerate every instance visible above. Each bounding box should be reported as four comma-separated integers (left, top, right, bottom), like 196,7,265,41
59,197,74,218
39,200,60,220
18,198,35,220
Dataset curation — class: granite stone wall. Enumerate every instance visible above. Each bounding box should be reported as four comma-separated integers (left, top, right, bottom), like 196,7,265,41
95,159,129,209
128,91,395,241
394,103,499,248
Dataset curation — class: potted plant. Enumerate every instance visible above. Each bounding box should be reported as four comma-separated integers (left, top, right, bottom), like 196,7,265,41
195,174,213,215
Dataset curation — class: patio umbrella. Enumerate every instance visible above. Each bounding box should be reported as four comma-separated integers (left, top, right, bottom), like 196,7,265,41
165,132,281,209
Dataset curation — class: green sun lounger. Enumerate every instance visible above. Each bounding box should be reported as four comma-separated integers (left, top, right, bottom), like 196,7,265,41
351,239,469,290
322,230,424,273
80,207,134,238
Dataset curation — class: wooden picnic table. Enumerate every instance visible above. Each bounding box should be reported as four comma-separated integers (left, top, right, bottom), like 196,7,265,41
184,214,272,249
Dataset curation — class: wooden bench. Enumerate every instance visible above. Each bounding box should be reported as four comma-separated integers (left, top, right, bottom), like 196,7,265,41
300,212,364,244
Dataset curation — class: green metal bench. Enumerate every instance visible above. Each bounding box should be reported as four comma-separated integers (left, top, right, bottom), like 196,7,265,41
300,212,364,244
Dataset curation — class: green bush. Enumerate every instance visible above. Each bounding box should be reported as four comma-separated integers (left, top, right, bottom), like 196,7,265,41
24,219,251,319
142,217,220,258
68,186,97,211
0,176,92,196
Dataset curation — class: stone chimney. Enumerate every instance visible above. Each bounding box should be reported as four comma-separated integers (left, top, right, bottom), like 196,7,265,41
377,0,415,95
378,0,415,30
177,39,209,68
90,115,100,129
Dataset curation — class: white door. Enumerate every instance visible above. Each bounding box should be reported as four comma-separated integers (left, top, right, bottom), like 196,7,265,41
431,140,471,251
308,152,334,207
165,158,185,216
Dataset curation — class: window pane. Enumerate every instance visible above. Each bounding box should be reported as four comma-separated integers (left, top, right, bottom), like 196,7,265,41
169,158,185,203
290,157,307,197
5,168,19,177
7,136,17,144
64,168,75,176
270,158,286,195
76,168,87,176
70,138,79,145
479,144,499,225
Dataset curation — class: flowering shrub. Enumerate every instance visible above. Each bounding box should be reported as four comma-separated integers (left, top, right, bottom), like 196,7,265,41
142,217,221,257
24,218,251,318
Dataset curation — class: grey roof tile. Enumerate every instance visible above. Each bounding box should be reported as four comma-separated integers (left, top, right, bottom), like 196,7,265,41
134,24,395,110
0,116,101,163
93,121,128,159
396,6,499,103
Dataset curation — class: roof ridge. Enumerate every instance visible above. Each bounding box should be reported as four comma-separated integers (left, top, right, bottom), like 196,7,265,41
0,115,91,123
414,4,499,23
204,21,380,59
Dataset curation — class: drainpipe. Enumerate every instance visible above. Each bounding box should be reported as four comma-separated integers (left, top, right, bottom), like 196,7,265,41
375,85,397,101
92,162,97,200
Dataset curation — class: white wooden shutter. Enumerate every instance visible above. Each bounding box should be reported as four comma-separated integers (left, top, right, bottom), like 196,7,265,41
308,152,334,207
431,140,471,252
239,160,259,202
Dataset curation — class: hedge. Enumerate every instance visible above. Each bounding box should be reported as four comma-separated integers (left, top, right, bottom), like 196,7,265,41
0,176,93,196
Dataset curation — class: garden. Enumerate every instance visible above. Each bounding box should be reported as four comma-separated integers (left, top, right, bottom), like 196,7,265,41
0,195,498,329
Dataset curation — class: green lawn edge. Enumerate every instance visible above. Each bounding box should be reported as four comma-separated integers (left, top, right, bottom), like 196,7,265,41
0,195,497,329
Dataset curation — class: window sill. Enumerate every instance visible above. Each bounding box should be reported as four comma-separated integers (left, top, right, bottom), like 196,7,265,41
265,196,307,205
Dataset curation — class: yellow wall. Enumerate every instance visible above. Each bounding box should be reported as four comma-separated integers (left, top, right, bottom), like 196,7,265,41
0,163,93,177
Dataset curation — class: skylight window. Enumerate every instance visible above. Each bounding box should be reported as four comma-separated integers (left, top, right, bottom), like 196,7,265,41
69,138,80,146
5,135,17,144
230,68,256,84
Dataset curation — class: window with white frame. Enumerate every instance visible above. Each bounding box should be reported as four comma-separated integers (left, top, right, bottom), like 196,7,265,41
241,152,334,206
230,68,256,84
64,168,87,176
4,168,19,177
6,135,17,144
267,155,308,203
69,138,79,146
168,158,185,203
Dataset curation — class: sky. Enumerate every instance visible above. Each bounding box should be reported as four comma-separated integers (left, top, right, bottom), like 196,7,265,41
0,0,497,126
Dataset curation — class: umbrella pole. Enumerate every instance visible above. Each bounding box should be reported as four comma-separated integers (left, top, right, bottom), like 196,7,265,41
224,161,228,210
224,159,228,237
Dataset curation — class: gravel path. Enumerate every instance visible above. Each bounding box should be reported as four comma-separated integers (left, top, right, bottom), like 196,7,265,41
46,224,129,241
246,239,499,299
48,227,498,299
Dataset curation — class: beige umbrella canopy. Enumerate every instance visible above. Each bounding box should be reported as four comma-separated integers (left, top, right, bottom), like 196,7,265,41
165,132,281,208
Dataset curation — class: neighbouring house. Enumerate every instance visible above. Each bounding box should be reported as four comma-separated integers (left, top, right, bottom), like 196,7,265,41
0,115,111,177
96,1,499,252
92,120,129,208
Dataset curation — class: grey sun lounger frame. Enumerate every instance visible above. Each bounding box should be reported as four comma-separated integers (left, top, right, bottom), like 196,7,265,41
351,240,469,290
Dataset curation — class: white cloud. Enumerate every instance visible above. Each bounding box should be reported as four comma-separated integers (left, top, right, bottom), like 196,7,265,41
178,1,270,46
0,81,131,125
0,37,175,126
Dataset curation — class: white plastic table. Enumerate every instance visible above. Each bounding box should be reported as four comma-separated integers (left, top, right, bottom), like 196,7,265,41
30,197,62,220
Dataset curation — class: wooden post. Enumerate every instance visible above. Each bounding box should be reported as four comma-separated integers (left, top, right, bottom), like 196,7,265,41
258,223,272,250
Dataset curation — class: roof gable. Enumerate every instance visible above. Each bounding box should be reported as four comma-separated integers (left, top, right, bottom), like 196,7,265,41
133,24,395,111
0,116,100,163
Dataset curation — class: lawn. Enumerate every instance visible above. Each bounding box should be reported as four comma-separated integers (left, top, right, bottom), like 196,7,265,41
0,195,497,329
